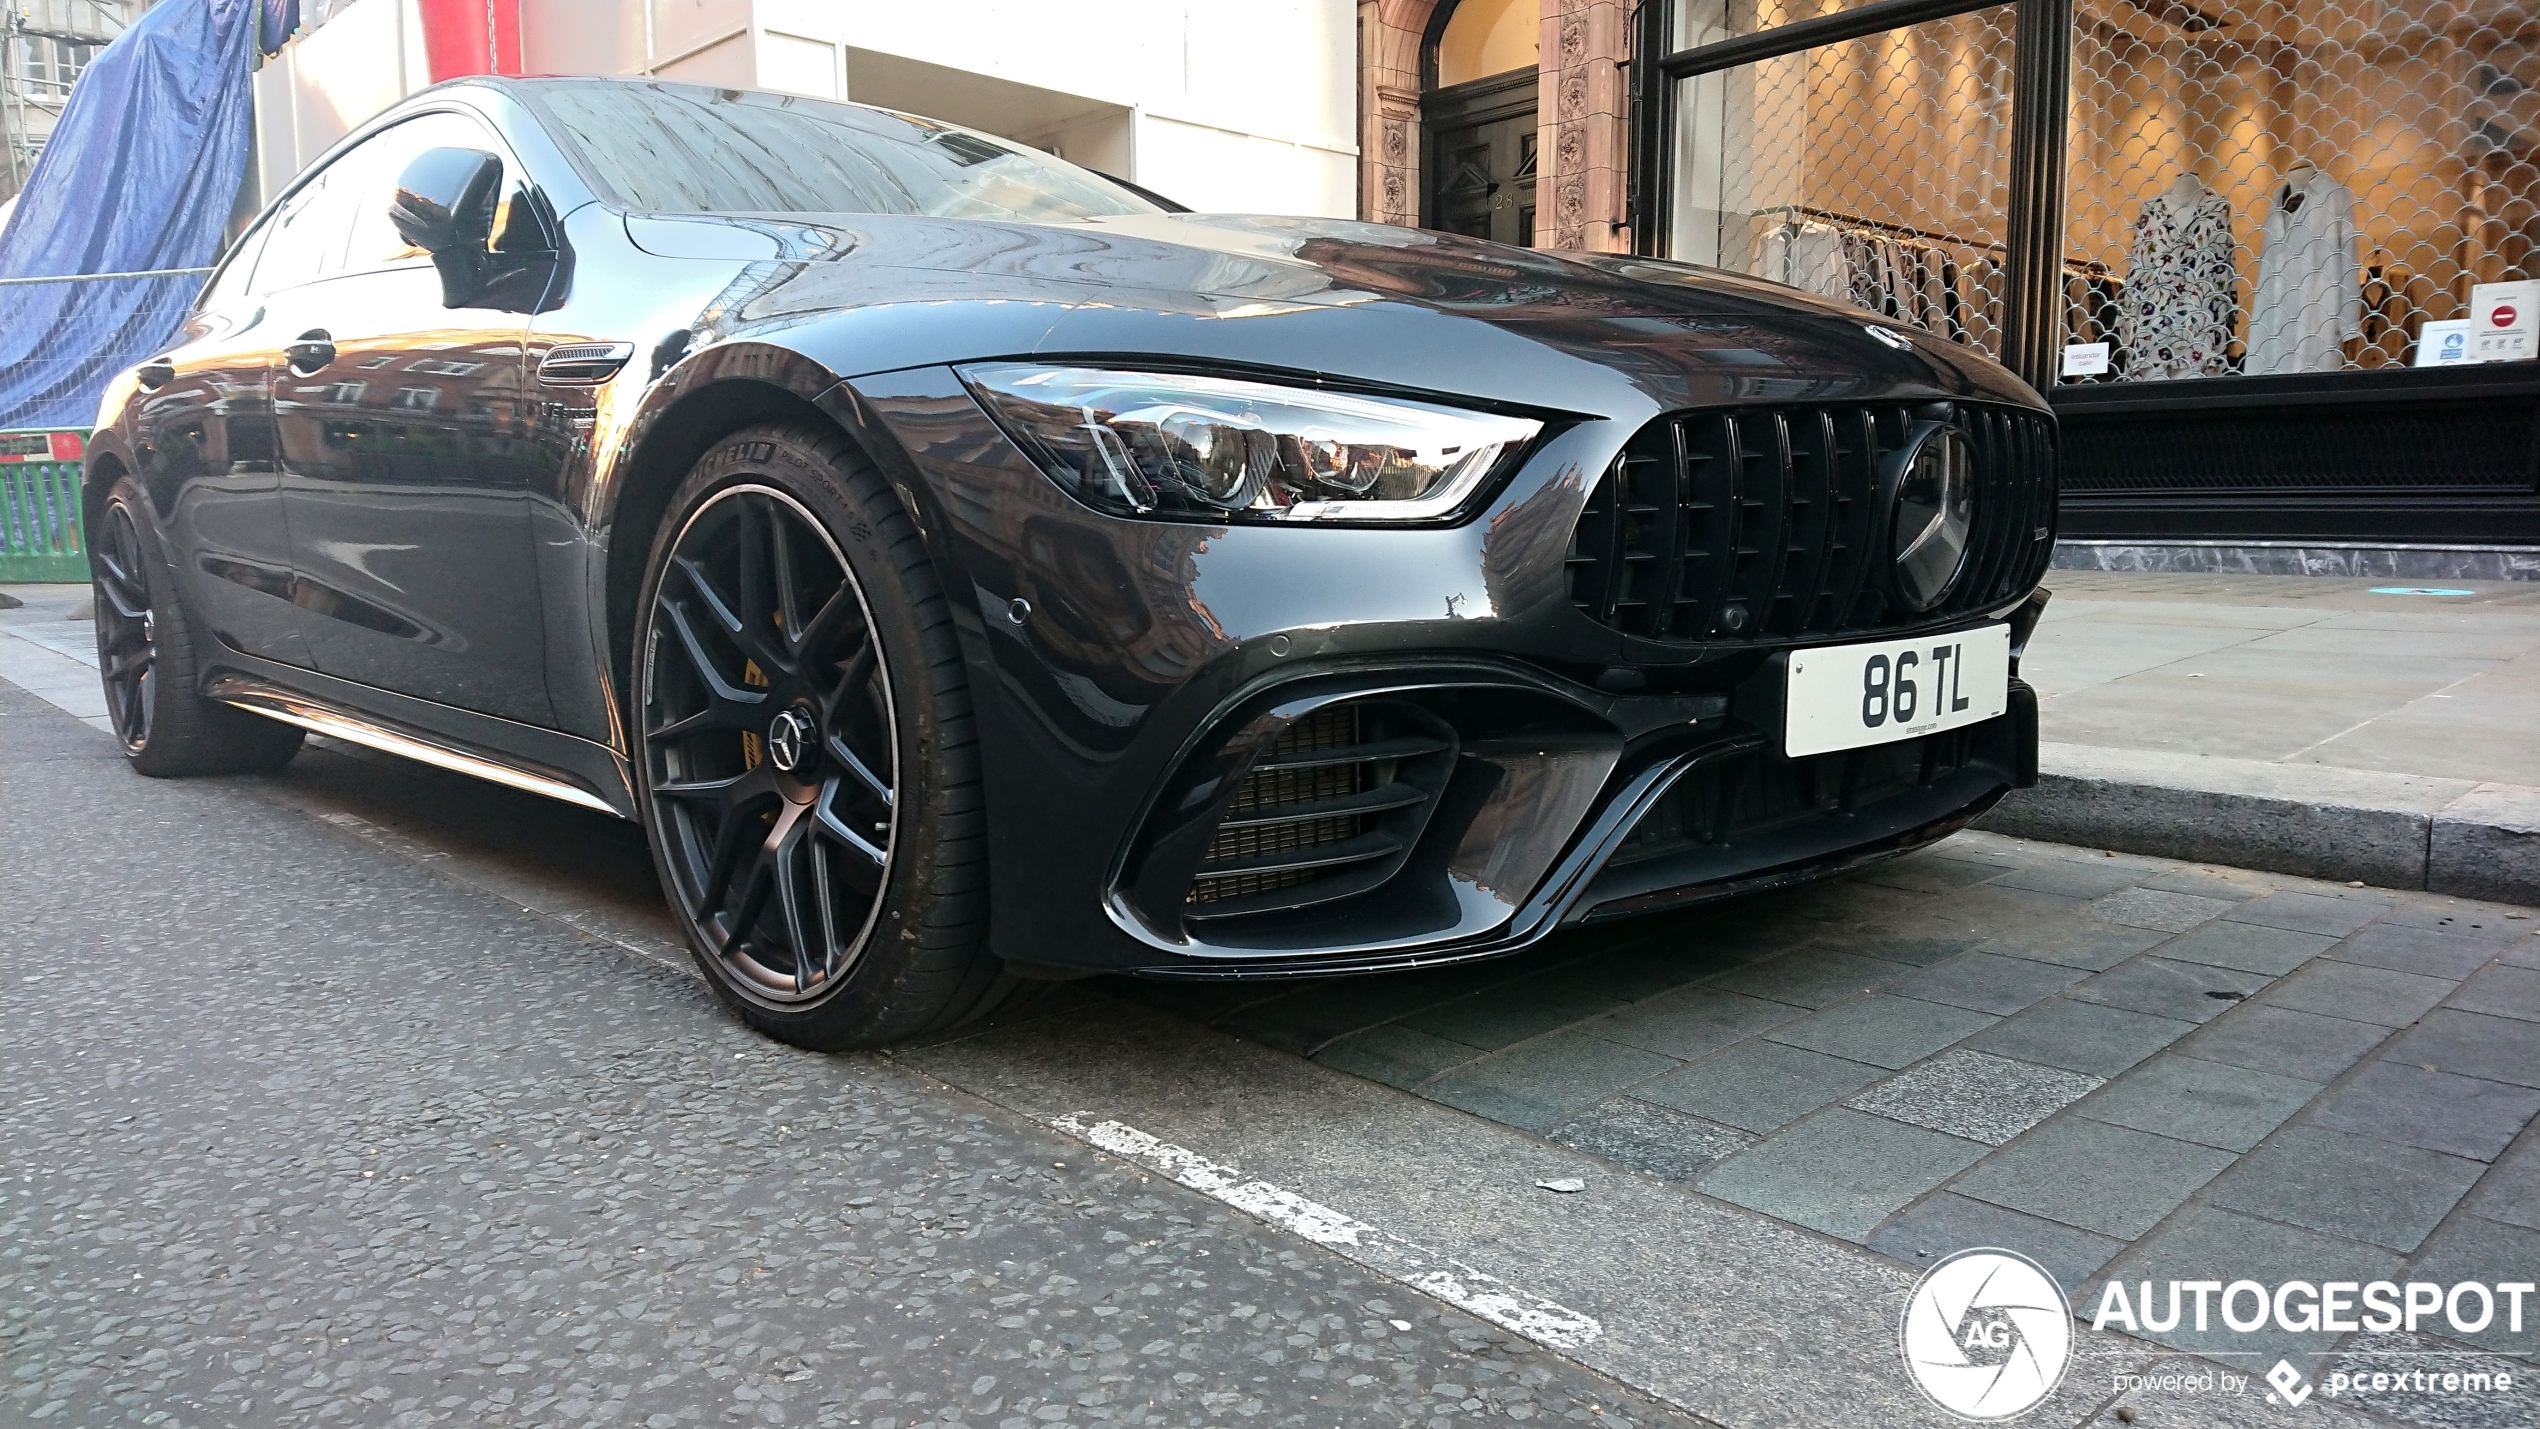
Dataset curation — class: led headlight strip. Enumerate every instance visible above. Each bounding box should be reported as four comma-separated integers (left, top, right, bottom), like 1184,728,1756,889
962,364,1542,523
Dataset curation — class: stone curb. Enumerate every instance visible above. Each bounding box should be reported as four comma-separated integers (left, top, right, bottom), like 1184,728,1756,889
1981,742,2540,905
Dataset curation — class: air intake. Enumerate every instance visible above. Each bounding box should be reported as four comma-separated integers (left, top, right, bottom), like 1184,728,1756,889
1565,403,2055,643
1183,702,1455,919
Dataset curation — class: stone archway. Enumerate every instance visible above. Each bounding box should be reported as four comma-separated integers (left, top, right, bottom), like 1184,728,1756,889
1357,0,1632,252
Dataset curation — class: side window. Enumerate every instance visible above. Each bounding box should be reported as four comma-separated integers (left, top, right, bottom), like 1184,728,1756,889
337,111,515,277
198,223,271,311
248,168,360,295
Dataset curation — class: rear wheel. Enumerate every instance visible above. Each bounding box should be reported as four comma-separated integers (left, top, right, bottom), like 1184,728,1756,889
633,425,1016,1050
90,478,304,776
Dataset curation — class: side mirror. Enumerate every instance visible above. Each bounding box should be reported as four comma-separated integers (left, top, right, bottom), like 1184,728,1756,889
389,147,503,305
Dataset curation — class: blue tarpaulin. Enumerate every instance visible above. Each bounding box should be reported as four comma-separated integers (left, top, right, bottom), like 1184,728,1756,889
0,0,289,431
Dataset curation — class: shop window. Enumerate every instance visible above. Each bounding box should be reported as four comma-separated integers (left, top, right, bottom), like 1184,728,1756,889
1667,5,2021,361
2060,0,2537,384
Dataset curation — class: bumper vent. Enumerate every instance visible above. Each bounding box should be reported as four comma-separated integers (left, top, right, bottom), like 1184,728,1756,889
1184,702,1454,919
1565,403,2055,643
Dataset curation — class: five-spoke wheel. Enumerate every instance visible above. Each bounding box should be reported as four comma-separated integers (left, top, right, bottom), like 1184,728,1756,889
91,500,157,751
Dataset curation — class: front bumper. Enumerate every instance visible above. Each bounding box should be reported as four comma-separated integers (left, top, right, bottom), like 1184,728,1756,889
838,365,2049,978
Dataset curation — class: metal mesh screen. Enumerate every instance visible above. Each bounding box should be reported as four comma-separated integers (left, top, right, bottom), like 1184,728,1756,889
1669,4,2021,360
2060,0,2539,383
0,271,206,431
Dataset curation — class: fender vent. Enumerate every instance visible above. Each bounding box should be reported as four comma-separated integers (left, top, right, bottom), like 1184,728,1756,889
1184,703,1454,918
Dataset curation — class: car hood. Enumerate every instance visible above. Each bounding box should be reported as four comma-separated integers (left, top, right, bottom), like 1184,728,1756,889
630,208,2040,412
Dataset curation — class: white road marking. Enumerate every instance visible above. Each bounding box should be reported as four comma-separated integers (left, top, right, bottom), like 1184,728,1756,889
1049,1113,1603,1351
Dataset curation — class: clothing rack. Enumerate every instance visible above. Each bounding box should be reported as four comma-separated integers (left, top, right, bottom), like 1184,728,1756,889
1748,205,2009,349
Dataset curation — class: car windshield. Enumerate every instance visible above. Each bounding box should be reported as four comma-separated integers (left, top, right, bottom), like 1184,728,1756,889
524,81,1160,223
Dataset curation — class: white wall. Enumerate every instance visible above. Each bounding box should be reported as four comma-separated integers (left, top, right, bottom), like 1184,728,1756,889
252,0,433,202
258,0,1360,216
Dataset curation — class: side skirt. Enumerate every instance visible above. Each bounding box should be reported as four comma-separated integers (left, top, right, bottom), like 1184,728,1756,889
204,667,636,819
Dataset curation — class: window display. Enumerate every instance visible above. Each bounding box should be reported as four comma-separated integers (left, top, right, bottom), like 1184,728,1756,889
2246,164,2363,376
2115,176,2237,381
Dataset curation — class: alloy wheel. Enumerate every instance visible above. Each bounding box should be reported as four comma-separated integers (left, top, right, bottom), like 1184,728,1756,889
92,503,156,750
641,484,898,1001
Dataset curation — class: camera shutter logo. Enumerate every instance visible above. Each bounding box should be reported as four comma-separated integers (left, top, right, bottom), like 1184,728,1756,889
1901,1248,2073,1420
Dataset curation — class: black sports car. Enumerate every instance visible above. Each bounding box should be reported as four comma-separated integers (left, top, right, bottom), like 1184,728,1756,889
88,77,2054,1048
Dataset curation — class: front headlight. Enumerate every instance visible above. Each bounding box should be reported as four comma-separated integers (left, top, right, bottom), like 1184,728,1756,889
961,364,1541,523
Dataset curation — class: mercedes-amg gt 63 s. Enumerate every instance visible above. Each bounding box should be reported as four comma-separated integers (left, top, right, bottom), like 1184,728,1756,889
88,76,2056,1048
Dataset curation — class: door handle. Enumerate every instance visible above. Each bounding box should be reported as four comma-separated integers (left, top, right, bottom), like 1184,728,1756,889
286,329,335,374
136,356,175,390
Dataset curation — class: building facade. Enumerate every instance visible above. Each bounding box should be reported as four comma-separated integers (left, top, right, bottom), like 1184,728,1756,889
1,0,147,203
1362,0,2537,548
251,0,1357,218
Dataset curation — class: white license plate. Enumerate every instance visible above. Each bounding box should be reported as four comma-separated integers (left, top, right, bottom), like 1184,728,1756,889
1784,624,2011,757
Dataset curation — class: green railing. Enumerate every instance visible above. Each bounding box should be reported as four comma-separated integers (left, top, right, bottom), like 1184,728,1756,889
0,430,90,583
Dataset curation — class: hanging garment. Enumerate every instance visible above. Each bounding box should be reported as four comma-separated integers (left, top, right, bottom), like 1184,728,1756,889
2116,184,2240,380
2245,168,2362,376
1751,220,1850,301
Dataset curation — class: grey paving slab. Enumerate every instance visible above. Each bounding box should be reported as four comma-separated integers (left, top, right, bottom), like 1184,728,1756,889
1397,976,1630,1052
1592,984,1805,1061
1554,939,1735,1004
2303,1062,2540,1162
1991,856,2151,899
2380,902,2536,946
2204,1124,2485,1253
1966,997,2198,1078
1311,1022,1486,1090
2263,960,2459,1028
1216,967,1510,1053
1974,921,2169,972
1880,950,2090,1016
1866,1192,2126,1300
1860,852,2005,893
2136,864,2276,902
1761,994,1998,1069
2404,1218,2540,1356
2329,923,2518,982
2506,937,2540,970
2076,1054,2323,1153
2090,1207,2408,1368
2069,955,2275,1024
1550,1097,1751,1183
1846,1049,2103,1145
1633,1039,1887,1134
2447,962,2540,1022
1694,1108,1989,1242
2180,1003,2396,1083
1953,1116,2239,1239
2460,1137,2540,1232
1919,882,2095,938
1705,944,1914,1010
2223,888,2395,937
2153,922,2340,978
1418,1030,1678,1132
1811,920,1986,967
2383,1009,2540,1088
2087,886,2241,933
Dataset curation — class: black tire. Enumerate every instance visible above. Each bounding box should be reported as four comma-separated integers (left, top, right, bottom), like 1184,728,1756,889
90,477,305,777
631,424,1019,1050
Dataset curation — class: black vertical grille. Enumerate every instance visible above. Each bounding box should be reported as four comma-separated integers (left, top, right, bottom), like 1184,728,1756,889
1566,403,2056,642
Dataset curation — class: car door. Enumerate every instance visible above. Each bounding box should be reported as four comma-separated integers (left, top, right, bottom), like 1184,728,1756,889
265,110,556,726
132,206,310,667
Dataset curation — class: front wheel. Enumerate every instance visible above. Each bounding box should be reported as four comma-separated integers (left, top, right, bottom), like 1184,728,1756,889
632,425,1017,1050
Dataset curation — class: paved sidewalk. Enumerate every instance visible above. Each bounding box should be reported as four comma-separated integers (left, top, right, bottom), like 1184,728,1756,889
2023,571,2540,786
2001,572,2540,903
1135,832,2540,1397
